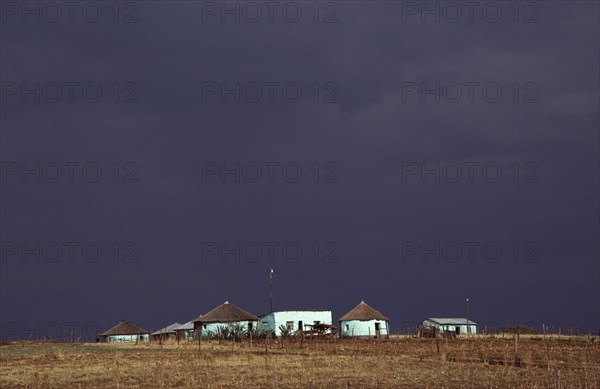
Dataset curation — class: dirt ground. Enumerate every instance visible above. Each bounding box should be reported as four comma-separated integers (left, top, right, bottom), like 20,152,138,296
1,335,599,388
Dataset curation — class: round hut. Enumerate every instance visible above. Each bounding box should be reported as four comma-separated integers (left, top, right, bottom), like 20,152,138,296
339,300,389,338
192,301,259,339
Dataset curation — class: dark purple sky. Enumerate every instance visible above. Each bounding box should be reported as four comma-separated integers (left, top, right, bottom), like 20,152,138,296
1,1,599,340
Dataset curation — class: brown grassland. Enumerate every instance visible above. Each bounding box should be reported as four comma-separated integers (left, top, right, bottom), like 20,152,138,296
1,335,599,388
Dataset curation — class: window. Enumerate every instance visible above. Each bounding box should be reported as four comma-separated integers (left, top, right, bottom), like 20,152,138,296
286,321,294,331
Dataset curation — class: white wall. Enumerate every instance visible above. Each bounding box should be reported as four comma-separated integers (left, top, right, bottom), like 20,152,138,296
261,311,332,336
423,320,478,335
107,334,149,342
439,324,477,334
340,320,388,337
198,320,257,338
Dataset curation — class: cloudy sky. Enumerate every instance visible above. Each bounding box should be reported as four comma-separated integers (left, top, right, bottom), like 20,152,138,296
1,0,598,339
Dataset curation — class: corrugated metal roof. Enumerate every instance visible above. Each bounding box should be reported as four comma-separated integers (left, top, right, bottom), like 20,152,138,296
174,321,194,330
426,318,478,325
151,322,181,336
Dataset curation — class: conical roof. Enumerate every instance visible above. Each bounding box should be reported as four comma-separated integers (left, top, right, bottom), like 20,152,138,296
100,320,149,336
193,301,259,323
339,300,389,321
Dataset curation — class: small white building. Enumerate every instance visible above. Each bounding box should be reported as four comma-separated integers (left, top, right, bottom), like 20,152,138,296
151,322,181,342
99,319,150,343
260,310,332,336
339,300,389,338
421,318,478,335
193,301,259,338
174,320,195,341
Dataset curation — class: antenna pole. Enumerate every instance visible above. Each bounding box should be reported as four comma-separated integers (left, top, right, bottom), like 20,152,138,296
269,269,273,312
465,298,470,336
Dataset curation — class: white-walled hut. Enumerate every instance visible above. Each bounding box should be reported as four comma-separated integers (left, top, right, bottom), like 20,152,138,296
192,301,259,338
99,319,150,343
151,322,181,342
339,300,390,338
421,318,477,336
260,310,333,336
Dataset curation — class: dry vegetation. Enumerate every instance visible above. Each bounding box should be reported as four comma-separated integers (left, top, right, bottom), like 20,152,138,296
1,335,599,388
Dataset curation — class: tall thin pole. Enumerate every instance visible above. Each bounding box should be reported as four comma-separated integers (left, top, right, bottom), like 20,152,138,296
269,268,273,312
465,298,470,335
198,324,202,352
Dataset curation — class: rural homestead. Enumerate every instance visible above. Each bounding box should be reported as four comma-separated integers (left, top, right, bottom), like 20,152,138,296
97,300,477,342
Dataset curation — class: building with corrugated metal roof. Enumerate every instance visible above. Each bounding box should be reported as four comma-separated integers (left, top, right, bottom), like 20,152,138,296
421,318,477,335
174,320,195,341
151,322,181,342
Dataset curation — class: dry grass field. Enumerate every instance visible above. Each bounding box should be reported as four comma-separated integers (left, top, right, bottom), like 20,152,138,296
1,335,599,388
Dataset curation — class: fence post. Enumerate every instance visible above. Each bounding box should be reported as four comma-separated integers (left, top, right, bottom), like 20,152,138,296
514,333,519,365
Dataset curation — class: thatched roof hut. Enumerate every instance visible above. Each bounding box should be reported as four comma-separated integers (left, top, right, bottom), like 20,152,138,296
99,319,150,343
339,301,389,338
192,301,259,337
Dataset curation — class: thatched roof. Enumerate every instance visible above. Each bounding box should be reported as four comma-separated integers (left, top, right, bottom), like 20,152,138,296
339,300,389,322
100,320,149,336
151,322,181,336
193,301,259,323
